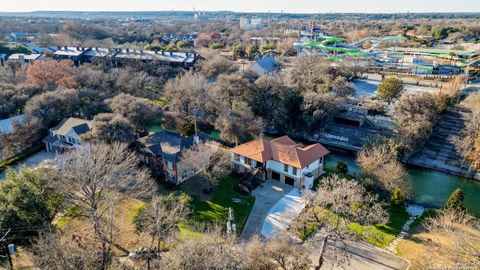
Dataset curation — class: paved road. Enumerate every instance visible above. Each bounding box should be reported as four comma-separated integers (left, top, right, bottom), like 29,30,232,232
240,180,293,240
306,238,409,270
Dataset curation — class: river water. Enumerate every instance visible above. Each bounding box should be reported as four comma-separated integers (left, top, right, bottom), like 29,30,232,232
325,153,480,216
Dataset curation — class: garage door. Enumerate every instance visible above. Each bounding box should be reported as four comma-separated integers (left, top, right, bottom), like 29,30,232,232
272,171,280,181
285,176,295,186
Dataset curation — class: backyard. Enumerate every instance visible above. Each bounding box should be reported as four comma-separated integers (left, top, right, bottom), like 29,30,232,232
182,176,255,234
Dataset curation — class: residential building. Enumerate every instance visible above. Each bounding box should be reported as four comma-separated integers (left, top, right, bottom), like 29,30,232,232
136,130,210,185
240,17,264,30
231,135,329,189
53,46,89,65
7,53,43,64
250,55,280,77
43,117,93,153
6,32,36,42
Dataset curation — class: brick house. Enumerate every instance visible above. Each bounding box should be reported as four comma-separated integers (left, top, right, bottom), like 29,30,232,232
136,130,210,185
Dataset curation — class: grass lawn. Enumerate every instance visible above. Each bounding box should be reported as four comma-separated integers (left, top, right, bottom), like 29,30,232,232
294,205,410,248
146,119,165,133
186,176,255,235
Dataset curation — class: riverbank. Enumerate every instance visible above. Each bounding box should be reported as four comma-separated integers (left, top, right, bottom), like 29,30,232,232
324,153,480,217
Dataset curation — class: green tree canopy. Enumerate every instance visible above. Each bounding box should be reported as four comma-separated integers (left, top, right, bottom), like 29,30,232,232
0,167,62,245
377,77,404,104
445,188,465,211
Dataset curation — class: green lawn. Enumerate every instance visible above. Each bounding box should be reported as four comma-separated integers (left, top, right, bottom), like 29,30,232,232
187,176,255,234
146,119,165,133
295,206,410,248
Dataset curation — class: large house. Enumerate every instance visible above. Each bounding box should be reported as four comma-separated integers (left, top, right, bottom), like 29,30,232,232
231,135,329,189
136,130,209,185
43,117,93,153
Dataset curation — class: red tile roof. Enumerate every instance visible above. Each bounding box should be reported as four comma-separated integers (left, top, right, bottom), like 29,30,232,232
231,135,329,169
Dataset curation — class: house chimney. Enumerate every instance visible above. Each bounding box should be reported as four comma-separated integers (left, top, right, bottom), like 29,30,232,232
169,51,172,56
194,134,200,144
64,46,68,50
161,50,165,55
95,47,99,51
126,48,129,53
57,46,61,50
76,46,80,51
155,50,158,54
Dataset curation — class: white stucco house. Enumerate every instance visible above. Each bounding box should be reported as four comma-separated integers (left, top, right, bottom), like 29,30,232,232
43,117,93,153
231,135,330,189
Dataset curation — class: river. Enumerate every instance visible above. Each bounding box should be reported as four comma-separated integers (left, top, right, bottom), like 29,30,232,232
325,153,480,216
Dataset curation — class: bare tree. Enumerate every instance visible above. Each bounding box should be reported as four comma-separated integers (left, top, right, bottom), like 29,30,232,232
395,92,439,148
455,112,480,170
215,101,264,145
160,228,240,269
134,194,191,265
164,71,214,132
305,175,388,269
244,235,312,270
54,142,154,269
31,231,103,270
180,141,231,191
90,113,136,143
105,93,161,133
423,210,480,267
357,140,407,193
198,55,238,79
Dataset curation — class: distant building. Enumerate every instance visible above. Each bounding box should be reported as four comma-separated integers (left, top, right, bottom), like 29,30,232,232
6,32,36,42
231,135,329,189
240,17,264,30
22,43,57,54
250,55,280,77
136,130,210,185
7,53,43,64
113,49,197,68
53,46,89,65
43,117,93,153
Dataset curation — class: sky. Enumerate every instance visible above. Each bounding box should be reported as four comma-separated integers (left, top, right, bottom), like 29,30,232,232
2,0,479,13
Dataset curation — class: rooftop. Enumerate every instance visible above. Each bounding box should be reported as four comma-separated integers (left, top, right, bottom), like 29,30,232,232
50,117,93,136
231,135,330,169
138,130,209,162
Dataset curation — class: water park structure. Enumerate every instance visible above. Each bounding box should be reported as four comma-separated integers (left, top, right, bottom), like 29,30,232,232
293,26,480,77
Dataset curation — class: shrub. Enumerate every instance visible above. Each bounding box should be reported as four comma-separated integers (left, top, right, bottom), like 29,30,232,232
444,188,465,211
390,188,406,208
335,161,349,175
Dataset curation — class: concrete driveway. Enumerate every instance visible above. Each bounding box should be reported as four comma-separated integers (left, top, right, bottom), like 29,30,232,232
0,150,56,179
261,188,306,239
240,180,293,240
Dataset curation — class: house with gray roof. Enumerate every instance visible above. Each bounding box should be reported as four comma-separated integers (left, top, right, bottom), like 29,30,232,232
136,130,210,184
43,117,93,153
250,54,280,77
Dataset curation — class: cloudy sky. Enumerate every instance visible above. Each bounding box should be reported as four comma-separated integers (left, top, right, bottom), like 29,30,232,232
3,0,479,13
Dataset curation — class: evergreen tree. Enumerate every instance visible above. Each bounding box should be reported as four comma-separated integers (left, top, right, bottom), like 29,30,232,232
335,161,349,175
444,188,465,211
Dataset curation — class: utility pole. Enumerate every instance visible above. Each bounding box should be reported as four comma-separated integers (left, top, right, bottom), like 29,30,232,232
0,229,13,270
